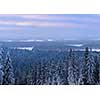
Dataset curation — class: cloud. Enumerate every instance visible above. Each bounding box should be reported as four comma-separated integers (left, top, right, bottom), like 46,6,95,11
15,14,78,21
2,14,78,21
35,22,87,28
1,14,100,26
0,20,87,28
14,14,100,24
0,21,16,25
15,22,33,26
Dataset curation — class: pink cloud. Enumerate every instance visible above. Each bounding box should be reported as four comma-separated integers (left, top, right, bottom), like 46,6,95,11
1,14,100,25
1,14,100,24
0,20,87,29
15,14,100,23
14,14,77,21
15,22,33,26
16,21,87,28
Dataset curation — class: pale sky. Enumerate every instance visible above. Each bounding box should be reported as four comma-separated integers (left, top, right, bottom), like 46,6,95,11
0,14,100,40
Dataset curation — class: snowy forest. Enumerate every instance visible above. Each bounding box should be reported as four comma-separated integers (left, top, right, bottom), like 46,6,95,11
0,45,100,85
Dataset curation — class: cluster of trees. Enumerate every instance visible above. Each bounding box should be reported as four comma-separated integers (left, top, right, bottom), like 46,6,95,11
0,48,15,85
0,47,100,85
68,47,100,85
29,47,100,85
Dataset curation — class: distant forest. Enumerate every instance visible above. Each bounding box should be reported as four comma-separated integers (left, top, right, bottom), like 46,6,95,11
0,47,100,85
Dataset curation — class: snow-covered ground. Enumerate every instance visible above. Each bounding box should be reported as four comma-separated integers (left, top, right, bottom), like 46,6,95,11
12,46,100,52
91,49,100,52
68,44,83,47
0,39,54,42
47,39,54,41
74,48,100,52
13,47,34,51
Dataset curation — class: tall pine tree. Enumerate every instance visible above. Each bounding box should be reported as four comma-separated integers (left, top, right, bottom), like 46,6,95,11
3,51,15,85
79,47,95,85
68,49,79,85
92,56,99,84
0,48,4,85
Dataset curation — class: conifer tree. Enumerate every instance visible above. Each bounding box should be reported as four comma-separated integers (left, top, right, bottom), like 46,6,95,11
80,47,94,85
88,53,95,84
0,48,4,85
3,51,15,85
68,49,79,85
92,56,99,84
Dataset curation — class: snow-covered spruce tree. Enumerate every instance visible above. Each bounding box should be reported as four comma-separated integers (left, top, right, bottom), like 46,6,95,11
79,47,89,85
57,60,68,85
98,55,100,84
39,62,47,85
0,48,4,85
36,62,44,85
49,62,56,85
87,49,95,84
79,47,95,85
47,61,53,85
52,62,63,85
92,56,99,84
25,70,33,85
3,51,15,85
52,71,61,85
62,60,68,85
68,49,79,85
78,57,84,85
31,62,38,85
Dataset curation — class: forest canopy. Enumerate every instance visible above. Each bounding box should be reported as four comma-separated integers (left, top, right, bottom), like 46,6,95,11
0,46,100,85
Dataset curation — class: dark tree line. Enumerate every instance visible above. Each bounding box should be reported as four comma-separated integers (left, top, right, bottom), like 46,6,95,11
0,47,100,85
